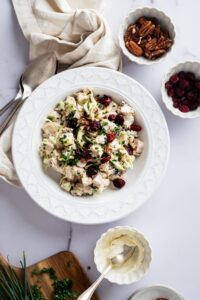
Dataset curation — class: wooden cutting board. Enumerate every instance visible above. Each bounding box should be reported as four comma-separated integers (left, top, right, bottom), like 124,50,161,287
0,251,99,300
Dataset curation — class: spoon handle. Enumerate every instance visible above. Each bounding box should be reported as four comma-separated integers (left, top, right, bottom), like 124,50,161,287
77,265,112,300
0,88,22,117
0,99,23,135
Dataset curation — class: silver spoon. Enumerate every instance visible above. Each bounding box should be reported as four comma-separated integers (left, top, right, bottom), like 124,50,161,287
78,245,135,300
0,52,57,135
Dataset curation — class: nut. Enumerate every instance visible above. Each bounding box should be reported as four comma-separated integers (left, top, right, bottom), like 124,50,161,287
150,49,166,59
139,21,155,38
124,16,173,60
145,38,157,51
126,40,143,57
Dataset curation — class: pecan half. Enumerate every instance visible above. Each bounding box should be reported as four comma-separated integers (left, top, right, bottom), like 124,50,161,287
139,21,155,38
145,38,157,51
156,39,172,50
126,40,143,56
151,49,166,59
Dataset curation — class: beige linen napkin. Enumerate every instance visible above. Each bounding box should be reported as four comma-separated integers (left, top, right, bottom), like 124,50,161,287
0,0,121,187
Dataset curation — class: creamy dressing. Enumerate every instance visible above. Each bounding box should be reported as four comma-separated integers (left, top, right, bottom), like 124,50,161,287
108,234,146,271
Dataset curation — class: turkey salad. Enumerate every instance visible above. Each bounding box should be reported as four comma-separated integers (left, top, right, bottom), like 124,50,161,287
39,88,143,196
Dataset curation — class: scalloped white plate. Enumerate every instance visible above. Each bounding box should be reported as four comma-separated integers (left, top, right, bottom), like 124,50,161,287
12,67,170,224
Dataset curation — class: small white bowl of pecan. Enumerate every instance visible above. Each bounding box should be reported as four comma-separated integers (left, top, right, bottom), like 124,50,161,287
119,7,176,65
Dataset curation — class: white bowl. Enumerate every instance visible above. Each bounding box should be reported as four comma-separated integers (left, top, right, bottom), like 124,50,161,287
161,61,200,118
94,226,152,284
119,7,176,65
12,67,170,224
129,285,185,300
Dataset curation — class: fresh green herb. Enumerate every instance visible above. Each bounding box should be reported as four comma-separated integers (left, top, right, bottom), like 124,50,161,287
0,253,35,300
83,135,92,144
102,121,108,126
31,286,46,300
67,158,78,166
59,151,78,166
97,103,104,109
47,116,54,121
0,254,78,300
98,125,106,135
32,268,57,281
114,126,120,133
68,111,75,119
32,268,78,300
53,279,78,300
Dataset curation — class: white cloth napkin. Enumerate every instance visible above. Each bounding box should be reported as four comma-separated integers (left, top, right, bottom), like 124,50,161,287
0,0,121,187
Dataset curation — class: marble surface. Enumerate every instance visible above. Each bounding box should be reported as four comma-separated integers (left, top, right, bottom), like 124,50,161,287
0,0,200,299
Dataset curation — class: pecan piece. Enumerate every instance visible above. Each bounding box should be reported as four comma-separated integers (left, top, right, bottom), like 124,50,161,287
138,16,148,25
126,40,143,56
124,31,131,42
139,21,155,38
145,38,157,51
153,25,161,38
151,49,166,59
155,39,172,50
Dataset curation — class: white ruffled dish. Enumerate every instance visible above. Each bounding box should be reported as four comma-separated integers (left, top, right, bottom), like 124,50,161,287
119,7,176,65
12,67,170,224
94,226,152,284
161,61,200,118
129,285,185,300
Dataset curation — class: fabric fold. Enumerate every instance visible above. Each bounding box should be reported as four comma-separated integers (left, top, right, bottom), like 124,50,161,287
0,0,121,187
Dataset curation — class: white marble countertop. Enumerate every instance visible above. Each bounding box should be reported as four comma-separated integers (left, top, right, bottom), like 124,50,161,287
0,0,200,299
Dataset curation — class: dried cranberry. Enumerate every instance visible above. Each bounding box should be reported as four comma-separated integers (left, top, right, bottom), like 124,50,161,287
195,81,200,91
179,104,190,113
115,113,124,125
130,124,142,131
167,89,175,97
173,101,179,108
165,81,172,90
178,79,190,90
108,114,116,121
76,148,89,158
126,145,133,155
86,166,98,177
172,97,179,108
178,71,186,78
182,98,190,106
90,120,100,131
170,74,179,84
197,96,200,104
189,101,199,111
101,153,111,163
113,178,126,189
99,95,112,106
186,72,195,80
107,133,116,143
172,97,180,103
187,91,196,100
175,88,185,97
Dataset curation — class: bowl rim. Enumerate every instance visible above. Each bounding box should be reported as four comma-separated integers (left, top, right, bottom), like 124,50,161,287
12,67,170,224
94,226,152,284
161,60,200,119
129,284,185,300
118,6,176,65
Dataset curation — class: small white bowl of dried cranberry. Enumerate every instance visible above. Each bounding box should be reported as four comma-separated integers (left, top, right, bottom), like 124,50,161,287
119,7,176,65
162,61,200,118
